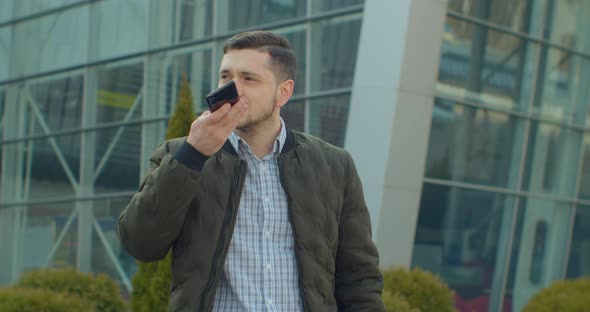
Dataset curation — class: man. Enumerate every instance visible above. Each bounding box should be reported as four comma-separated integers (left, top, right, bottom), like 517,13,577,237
117,31,384,311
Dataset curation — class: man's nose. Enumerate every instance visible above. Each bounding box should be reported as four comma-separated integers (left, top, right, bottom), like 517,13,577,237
233,80,244,96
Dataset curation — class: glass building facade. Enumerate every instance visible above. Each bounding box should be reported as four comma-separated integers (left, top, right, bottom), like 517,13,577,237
0,0,363,294
1,1,589,311
414,0,590,311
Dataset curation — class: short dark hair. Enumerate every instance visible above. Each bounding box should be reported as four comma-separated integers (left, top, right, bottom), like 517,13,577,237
223,31,297,82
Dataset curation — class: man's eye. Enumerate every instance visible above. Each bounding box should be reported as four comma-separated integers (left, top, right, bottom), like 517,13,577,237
245,77,255,81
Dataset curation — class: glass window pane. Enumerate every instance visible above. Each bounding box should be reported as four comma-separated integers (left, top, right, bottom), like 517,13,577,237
91,196,135,284
412,184,517,312
0,1,14,23
166,49,213,114
281,99,304,132
0,89,5,131
95,0,148,60
1,87,12,170
506,198,573,312
577,133,590,200
313,0,364,12
567,205,590,279
424,99,525,189
0,28,9,81
12,0,79,21
145,0,212,48
22,197,135,289
26,201,77,270
446,0,542,35
438,16,538,113
546,0,590,54
217,0,306,33
311,15,362,92
28,74,84,133
12,6,88,76
309,94,350,147
97,61,144,124
13,134,81,200
531,50,590,126
177,0,213,42
278,29,306,96
95,125,142,194
521,121,582,197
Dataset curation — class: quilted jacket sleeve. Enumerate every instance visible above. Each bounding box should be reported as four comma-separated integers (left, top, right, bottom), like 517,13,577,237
334,152,385,311
117,139,208,262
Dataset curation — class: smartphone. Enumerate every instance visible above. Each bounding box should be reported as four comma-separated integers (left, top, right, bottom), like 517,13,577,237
206,80,239,112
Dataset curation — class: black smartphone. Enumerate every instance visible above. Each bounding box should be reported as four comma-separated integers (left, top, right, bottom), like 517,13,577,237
206,80,239,112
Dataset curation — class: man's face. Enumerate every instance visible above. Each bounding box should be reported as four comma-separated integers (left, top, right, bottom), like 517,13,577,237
218,49,282,131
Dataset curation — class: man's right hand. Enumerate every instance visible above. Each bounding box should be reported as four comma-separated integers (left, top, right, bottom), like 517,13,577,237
186,101,248,156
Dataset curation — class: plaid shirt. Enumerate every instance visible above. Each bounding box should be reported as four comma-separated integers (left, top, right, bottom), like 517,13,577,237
212,119,304,312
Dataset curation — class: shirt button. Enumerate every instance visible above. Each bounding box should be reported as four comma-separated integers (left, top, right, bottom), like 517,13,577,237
266,264,272,271
264,230,271,237
264,197,270,203
267,299,273,305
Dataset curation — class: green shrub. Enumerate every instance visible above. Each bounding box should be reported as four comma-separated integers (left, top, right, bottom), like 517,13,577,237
0,287,94,312
382,290,420,312
523,278,590,312
17,268,126,312
130,259,158,312
166,73,195,140
132,252,172,312
382,266,456,312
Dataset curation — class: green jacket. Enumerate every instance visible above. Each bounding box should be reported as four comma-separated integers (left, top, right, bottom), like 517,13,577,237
117,130,384,311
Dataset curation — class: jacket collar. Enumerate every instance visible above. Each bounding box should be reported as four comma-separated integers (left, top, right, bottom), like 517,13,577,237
221,129,296,157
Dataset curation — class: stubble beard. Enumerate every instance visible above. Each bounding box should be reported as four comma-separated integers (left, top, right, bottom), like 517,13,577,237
236,95,278,135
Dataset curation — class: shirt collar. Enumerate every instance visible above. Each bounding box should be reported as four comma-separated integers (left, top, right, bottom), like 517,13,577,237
228,118,287,156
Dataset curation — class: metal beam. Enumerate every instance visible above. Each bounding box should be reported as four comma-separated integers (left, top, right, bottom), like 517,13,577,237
0,5,365,87
44,208,77,266
1,86,354,145
466,0,491,94
141,0,174,176
93,90,143,182
434,94,588,131
446,11,590,61
24,89,80,192
0,85,26,284
423,177,587,206
0,0,107,28
0,191,135,209
76,1,98,273
17,107,36,277
93,220,132,292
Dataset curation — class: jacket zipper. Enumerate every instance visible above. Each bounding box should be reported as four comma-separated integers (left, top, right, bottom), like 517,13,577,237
198,160,246,311
278,156,310,312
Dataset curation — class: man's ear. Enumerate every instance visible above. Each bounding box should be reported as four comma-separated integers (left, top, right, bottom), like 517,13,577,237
276,79,294,108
